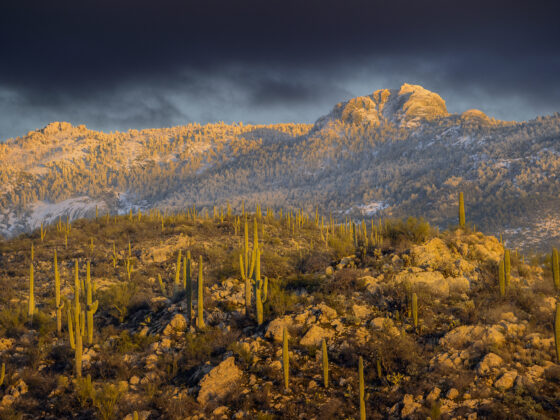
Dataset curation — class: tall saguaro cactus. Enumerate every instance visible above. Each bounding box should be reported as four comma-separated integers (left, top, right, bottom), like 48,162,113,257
174,250,182,293
459,192,465,228
322,339,329,388
412,292,418,329
283,326,289,391
359,356,366,420
185,251,193,323
552,248,560,290
504,249,511,287
498,258,506,297
54,251,64,335
67,304,75,350
555,303,560,363
28,262,35,320
74,260,83,377
197,256,205,329
85,261,98,345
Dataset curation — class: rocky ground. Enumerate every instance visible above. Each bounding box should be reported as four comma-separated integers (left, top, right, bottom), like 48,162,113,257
0,212,559,419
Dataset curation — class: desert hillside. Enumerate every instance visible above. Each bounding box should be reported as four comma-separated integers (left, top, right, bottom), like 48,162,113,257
0,207,559,419
2,84,560,251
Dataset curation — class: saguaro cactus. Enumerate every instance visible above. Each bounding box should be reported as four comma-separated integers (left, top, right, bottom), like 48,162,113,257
555,303,560,362
412,292,418,329
498,258,506,297
359,356,366,420
174,250,182,293
322,339,329,388
552,249,560,290
67,304,75,350
158,274,167,296
504,249,511,287
283,326,289,391
28,262,35,320
54,251,64,335
74,260,83,377
255,275,268,326
85,261,98,345
459,192,465,227
186,251,193,322
197,256,205,329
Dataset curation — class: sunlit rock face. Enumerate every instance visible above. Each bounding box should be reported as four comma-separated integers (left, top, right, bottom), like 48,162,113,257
460,109,492,124
314,83,449,129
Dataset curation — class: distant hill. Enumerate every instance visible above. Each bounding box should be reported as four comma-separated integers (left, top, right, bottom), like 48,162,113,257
1,84,560,251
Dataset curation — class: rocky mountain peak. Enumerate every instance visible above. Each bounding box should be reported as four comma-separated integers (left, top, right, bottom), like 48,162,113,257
314,83,449,129
40,121,75,135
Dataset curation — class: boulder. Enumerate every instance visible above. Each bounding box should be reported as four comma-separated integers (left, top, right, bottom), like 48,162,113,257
197,357,243,405
411,238,454,269
401,394,421,418
426,387,441,402
494,370,518,390
396,270,469,296
446,388,459,399
0,338,14,352
315,303,338,321
477,353,503,375
265,316,294,342
352,304,371,320
162,314,187,336
440,325,505,351
361,275,383,294
300,325,334,347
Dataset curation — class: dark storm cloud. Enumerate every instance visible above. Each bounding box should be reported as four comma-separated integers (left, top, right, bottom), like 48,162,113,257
0,0,559,139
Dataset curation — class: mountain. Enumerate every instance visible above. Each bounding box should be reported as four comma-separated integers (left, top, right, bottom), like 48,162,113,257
1,84,560,251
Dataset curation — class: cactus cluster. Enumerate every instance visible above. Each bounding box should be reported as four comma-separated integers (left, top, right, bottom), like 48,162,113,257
239,217,268,325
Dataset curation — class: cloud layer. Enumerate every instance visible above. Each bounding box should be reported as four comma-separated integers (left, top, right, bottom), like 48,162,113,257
1,0,559,139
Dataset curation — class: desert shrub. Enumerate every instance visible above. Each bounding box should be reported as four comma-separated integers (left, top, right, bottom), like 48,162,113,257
112,330,157,354
328,235,355,259
181,328,239,368
384,217,435,246
154,392,198,420
99,281,138,323
0,304,28,337
264,277,302,317
320,269,367,297
94,382,124,420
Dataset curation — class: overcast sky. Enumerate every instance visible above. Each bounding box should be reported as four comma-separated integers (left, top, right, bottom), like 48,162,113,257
1,0,559,140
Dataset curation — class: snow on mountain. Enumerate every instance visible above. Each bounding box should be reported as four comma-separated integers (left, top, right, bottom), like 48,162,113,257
1,84,560,250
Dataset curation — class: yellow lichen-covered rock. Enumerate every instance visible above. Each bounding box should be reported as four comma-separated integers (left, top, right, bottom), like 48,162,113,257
197,357,243,405
440,325,506,351
395,270,468,296
300,325,334,347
